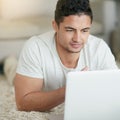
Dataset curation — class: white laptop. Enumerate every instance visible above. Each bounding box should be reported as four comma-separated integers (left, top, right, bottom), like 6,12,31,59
48,70,120,120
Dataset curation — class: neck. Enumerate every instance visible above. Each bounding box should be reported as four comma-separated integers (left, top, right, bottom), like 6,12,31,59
57,47,80,68
62,54,79,68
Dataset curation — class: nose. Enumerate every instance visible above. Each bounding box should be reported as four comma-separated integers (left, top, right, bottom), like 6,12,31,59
72,31,81,42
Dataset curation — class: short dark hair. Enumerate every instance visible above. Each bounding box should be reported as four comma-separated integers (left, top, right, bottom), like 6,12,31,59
55,0,93,25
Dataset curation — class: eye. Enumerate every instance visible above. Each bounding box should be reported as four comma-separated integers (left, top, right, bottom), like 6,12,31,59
82,29,90,33
65,28,74,32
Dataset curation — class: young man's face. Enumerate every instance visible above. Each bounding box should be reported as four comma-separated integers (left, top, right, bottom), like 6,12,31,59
53,14,92,54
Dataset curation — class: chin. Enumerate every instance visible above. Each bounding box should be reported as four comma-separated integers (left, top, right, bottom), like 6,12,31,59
72,47,83,53
68,49,81,53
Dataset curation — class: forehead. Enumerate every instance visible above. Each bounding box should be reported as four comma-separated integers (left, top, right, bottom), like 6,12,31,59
60,15,91,28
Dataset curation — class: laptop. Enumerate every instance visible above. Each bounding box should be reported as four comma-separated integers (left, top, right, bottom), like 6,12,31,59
48,70,120,120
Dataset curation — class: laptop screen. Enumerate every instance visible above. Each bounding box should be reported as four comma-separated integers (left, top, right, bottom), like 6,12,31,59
64,70,120,120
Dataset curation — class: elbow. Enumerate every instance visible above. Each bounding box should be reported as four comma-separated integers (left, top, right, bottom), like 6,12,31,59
17,105,25,111
16,103,51,112
16,101,29,111
15,98,32,111
15,98,50,112
16,103,36,112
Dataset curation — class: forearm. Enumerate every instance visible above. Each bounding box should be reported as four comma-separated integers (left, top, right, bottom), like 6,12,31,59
17,87,65,112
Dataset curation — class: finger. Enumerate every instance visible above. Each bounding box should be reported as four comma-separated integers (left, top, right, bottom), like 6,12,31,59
81,66,89,71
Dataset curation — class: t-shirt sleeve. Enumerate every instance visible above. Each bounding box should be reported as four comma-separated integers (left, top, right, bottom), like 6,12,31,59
97,40,118,70
16,36,43,79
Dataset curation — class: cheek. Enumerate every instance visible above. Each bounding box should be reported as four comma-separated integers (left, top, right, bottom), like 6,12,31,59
57,32,66,45
59,31,72,43
83,34,90,43
63,32,75,43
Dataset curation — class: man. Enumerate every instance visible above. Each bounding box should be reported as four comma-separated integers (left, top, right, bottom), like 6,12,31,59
14,0,118,112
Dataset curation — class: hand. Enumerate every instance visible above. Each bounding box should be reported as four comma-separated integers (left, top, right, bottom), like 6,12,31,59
81,66,89,71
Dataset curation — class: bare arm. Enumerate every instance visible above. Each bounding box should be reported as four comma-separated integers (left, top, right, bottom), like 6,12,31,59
14,73,65,112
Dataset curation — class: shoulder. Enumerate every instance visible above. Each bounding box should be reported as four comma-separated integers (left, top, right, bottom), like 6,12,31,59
38,30,55,41
87,35,109,50
23,30,55,49
88,35,104,45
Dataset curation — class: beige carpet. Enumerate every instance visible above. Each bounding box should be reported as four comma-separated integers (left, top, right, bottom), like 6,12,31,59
0,75,64,120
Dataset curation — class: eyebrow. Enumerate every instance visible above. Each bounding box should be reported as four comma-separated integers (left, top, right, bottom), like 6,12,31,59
64,26,91,31
82,27,91,31
65,26,76,30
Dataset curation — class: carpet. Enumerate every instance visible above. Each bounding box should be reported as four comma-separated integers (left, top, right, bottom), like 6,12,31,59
0,75,64,120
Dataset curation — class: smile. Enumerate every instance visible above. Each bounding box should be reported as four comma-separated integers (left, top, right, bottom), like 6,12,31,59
70,43,82,48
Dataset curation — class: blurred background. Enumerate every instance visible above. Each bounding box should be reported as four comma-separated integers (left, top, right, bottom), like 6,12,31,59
0,0,120,71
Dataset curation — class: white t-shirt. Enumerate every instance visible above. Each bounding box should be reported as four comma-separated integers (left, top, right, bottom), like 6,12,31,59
17,31,118,91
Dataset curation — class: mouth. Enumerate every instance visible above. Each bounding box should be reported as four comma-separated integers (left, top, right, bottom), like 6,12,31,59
70,43,82,49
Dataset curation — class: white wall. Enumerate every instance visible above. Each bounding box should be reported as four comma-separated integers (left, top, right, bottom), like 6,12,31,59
103,0,117,44
0,40,25,61
1,0,57,19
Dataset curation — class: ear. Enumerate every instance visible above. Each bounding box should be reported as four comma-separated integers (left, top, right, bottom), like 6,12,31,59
52,20,58,32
